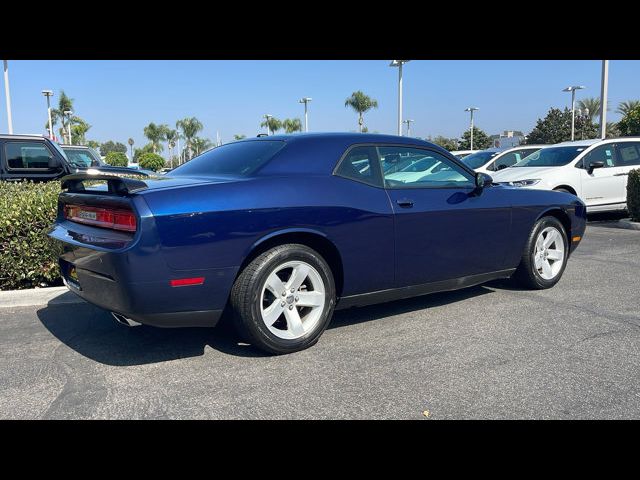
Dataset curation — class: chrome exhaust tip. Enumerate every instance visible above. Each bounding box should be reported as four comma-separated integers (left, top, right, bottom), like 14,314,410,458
111,312,142,327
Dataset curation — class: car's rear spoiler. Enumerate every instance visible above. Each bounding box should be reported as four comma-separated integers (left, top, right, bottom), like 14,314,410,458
61,172,148,195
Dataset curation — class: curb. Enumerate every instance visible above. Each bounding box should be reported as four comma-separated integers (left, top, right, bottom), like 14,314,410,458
0,286,85,308
618,220,640,231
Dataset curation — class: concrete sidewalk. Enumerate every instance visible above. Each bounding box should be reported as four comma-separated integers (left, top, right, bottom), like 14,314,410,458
0,286,84,308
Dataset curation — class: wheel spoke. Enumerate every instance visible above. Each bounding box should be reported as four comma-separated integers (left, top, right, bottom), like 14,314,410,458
265,272,286,296
262,300,284,326
284,307,305,336
541,259,553,278
547,249,563,261
534,255,543,269
296,291,324,307
286,264,310,291
543,230,559,248
535,234,544,252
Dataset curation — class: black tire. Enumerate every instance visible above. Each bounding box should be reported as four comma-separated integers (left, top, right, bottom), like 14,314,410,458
513,216,569,290
230,244,336,355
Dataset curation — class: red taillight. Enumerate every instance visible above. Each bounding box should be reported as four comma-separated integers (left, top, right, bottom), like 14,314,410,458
170,277,205,287
64,204,137,232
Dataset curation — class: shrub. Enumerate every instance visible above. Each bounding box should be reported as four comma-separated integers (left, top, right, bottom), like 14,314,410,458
138,152,165,172
0,181,63,290
628,169,640,222
618,106,640,136
104,151,129,167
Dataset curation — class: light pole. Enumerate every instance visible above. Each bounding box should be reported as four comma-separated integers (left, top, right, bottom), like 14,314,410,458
464,107,479,150
42,90,54,139
263,114,272,135
562,85,586,141
390,60,410,136
299,97,312,132
3,60,13,134
599,60,609,139
64,110,73,144
403,119,414,137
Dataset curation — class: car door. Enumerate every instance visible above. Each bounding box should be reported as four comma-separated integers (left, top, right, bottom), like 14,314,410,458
1,140,63,182
615,142,640,205
577,143,625,208
379,145,512,287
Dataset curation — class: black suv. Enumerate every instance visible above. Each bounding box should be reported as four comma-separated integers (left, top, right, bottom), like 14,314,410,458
0,134,147,182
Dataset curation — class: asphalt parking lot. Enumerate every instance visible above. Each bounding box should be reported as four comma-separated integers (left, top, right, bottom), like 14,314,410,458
0,220,638,419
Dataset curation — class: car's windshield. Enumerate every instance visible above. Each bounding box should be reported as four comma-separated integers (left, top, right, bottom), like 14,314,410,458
513,146,587,167
169,140,285,177
62,147,103,168
460,151,499,169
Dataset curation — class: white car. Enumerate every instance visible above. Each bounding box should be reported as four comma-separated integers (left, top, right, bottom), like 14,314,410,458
491,138,640,212
450,150,477,159
460,145,546,173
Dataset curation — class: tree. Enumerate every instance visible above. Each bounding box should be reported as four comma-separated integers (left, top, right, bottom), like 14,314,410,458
138,152,165,171
133,143,155,163
234,134,246,140
282,118,302,133
176,117,204,160
191,137,213,156
143,122,168,154
104,152,128,167
86,140,100,149
458,127,492,150
344,91,378,132
164,129,179,167
46,90,88,144
605,122,620,138
429,135,458,151
526,107,598,144
616,100,640,116
577,97,603,122
127,138,134,162
71,120,91,145
100,141,127,156
617,105,640,136
260,117,282,135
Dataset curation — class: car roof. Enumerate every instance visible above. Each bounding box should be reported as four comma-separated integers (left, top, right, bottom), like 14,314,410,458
60,144,92,149
0,133,50,140
255,132,437,145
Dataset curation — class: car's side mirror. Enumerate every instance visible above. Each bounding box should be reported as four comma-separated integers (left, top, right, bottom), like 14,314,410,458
48,156,62,169
587,160,605,174
475,172,493,189
497,164,508,170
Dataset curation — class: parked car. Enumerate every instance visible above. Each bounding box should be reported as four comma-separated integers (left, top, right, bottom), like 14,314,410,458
61,144,104,168
450,150,477,159
491,138,640,212
0,134,149,182
461,145,546,173
49,133,586,354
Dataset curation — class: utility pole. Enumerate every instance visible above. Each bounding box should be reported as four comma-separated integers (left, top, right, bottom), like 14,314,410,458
3,60,13,134
599,60,609,139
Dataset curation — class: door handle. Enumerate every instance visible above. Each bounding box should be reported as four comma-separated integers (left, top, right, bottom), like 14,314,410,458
613,172,629,176
396,198,414,208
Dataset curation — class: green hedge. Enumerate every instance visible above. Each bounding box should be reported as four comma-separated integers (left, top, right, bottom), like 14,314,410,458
0,181,63,290
629,169,640,222
138,152,165,172
104,151,129,167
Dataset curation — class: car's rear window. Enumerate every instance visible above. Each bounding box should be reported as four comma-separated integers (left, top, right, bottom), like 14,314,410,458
168,140,284,177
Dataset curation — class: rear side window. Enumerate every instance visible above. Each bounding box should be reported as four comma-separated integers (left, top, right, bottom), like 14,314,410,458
617,143,640,166
5,142,53,169
334,146,381,187
169,140,284,177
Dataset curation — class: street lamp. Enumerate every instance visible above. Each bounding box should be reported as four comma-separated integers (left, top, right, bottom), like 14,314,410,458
403,119,414,137
576,108,590,140
42,90,54,139
3,60,13,134
464,107,479,150
389,60,410,136
263,114,272,135
299,97,312,132
562,85,586,141
64,110,73,145
599,60,609,139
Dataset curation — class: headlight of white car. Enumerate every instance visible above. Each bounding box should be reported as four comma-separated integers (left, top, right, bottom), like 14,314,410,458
508,179,541,187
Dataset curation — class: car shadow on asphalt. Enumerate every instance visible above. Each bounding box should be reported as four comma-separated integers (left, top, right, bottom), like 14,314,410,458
37,284,496,365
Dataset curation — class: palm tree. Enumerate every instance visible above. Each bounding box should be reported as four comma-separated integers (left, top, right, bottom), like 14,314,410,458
164,129,179,167
143,123,167,153
70,120,91,145
191,137,213,156
345,91,378,132
577,97,602,122
234,134,246,140
282,118,302,134
127,138,134,163
260,117,282,135
47,90,74,139
176,117,204,160
617,100,640,116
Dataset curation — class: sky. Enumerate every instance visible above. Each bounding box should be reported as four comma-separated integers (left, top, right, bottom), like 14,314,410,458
1,60,639,151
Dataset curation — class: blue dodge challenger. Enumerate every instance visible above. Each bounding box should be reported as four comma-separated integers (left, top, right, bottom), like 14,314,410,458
49,133,587,354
